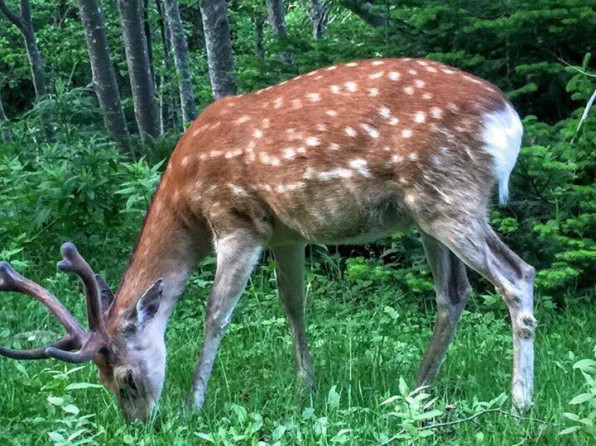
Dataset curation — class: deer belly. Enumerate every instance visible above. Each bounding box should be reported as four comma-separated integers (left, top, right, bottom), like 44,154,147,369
268,187,413,244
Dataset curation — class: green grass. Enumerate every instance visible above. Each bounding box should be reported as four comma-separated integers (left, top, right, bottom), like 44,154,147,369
0,261,594,445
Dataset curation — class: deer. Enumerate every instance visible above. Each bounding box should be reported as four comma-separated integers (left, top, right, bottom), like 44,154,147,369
0,58,537,422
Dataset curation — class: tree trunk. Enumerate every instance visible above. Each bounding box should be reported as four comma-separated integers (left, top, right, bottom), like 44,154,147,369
143,0,155,80
198,0,236,99
77,0,132,154
163,0,197,124
255,13,265,59
0,0,53,140
116,0,161,140
309,0,325,39
266,0,287,37
0,95,13,142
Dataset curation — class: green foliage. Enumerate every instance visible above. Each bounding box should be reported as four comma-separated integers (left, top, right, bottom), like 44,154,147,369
560,346,596,440
0,136,160,278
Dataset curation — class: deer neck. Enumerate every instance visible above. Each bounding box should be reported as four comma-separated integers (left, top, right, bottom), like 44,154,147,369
110,191,199,329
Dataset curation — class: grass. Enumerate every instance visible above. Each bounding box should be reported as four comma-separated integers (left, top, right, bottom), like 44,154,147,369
0,257,594,445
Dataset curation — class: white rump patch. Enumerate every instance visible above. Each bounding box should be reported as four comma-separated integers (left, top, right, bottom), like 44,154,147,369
481,103,523,204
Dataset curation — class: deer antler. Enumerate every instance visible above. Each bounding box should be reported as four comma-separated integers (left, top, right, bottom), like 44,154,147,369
0,243,110,363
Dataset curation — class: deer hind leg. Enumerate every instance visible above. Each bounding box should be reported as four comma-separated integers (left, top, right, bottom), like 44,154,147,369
271,244,315,392
416,233,472,386
190,230,263,409
424,217,536,412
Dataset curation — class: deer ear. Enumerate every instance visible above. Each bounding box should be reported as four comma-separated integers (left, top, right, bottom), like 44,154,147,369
127,279,163,326
95,274,114,313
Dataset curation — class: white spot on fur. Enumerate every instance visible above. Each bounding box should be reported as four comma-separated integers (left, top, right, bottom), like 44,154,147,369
408,152,418,161
307,93,321,102
328,143,340,151
372,60,384,66
345,82,358,92
228,184,247,196
402,129,413,138
391,154,404,163
408,69,418,75
389,117,399,125
414,111,426,123
326,65,337,71
430,107,444,119
225,149,243,158
482,103,523,204
447,103,459,113
425,66,438,73
378,107,391,119
316,168,353,181
307,70,318,76
306,136,321,147
346,62,358,67
416,60,428,66
349,158,371,177
404,194,416,204
235,115,250,124
273,97,284,109
330,85,341,94
282,148,296,159
209,150,224,157
316,123,327,132
253,129,263,138
181,156,190,167
262,118,271,128
422,92,433,100
326,109,338,117
368,88,379,97
360,123,379,138
291,99,303,109
388,71,401,81
369,71,384,80
442,68,455,75
414,79,425,88
345,126,357,137
403,86,415,95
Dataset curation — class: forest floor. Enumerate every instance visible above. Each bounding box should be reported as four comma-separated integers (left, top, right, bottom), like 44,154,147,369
0,261,593,445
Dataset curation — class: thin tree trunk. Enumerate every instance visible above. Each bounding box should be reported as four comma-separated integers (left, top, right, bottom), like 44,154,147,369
0,95,13,142
309,0,325,39
77,0,132,154
265,0,291,63
143,0,155,80
0,0,53,140
255,13,265,59
266,0,287,37
198,0,236,99
163,0,196,124
116,0,161,140
155,0,180,133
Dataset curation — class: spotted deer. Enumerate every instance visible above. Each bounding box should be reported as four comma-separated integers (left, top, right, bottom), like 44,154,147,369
0,58,537,421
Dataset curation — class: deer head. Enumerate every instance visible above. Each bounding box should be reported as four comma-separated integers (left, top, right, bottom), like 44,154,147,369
0,243,165,421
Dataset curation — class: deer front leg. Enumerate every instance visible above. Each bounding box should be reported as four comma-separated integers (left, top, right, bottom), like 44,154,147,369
189,232,263,409
416,233,472,385
272,244,315,392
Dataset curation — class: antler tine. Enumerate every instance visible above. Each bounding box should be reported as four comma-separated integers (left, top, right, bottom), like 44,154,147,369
45,332,106,363
57,243,110,340
0,261,86,339
0,335,79,360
